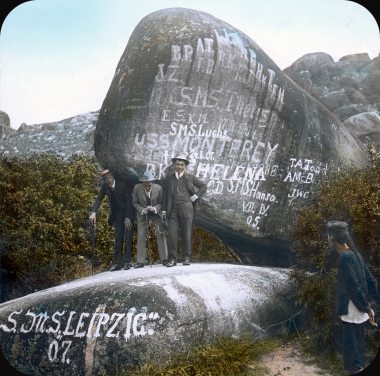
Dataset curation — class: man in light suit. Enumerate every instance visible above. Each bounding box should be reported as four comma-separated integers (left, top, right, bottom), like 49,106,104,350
90,170,135,271
132,170,168,268
161,152,207,267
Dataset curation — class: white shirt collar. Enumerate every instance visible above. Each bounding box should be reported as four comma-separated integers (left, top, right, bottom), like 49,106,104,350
175,171,184,179
145,189,151,198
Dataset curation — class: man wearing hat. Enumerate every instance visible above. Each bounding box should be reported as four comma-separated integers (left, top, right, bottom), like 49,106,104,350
132,170,168,268
326,220,379,375
89,170,135,271
161,152,207,267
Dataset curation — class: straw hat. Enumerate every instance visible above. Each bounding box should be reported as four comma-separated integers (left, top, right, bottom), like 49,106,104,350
171,151,190,166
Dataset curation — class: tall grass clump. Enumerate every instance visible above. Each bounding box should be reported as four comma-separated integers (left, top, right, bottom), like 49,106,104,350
289,145,380,366
103,333,282,376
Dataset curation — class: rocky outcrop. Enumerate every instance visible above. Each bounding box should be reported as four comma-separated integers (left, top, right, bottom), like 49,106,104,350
284,52,380,152
0,110,14,139
0,111,98,157
0,264,290,375
343,112,380,150
94,8,366,266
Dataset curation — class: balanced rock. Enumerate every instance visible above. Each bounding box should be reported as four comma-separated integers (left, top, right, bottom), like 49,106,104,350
94,8,366,266
0,264,290,375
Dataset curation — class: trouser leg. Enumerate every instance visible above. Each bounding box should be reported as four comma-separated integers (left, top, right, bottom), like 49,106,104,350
151,216,168,261
136,219,147,264
177,202,194,259
113,214,124,265
167,206,179,260
123,220,134,263
342,321,366,373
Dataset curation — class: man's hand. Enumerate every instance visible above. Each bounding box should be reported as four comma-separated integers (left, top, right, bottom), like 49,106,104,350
190,195,197,202
369,309,377,327
147,205,155,212
162,211,166,219
89,213,96,226
142,208,149,215
124,218,132,230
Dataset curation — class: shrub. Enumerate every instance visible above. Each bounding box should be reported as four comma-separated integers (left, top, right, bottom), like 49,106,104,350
289,145,380,362
0,152,114,300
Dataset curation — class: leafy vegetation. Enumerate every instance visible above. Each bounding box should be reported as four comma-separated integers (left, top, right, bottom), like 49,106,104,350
289,145,380,366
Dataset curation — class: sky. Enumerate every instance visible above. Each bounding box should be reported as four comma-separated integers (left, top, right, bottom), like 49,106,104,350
1,0,379,129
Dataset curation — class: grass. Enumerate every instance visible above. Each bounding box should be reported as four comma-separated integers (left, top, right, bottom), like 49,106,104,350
103,333,284,376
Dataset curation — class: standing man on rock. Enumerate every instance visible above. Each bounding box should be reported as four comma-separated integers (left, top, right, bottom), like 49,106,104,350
326,220,379,375
161,152,207,267
132,170,168,268
89,170,135,271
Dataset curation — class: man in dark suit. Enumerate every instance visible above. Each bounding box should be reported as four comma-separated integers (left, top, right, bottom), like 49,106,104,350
132,170,168,268
89,170,135,271
161,152,207,267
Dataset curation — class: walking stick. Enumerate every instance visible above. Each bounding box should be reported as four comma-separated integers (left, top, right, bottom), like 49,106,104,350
146,213,153,268
90,221,95,277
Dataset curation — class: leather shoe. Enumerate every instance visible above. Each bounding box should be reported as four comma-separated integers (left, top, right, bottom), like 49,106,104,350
134,263,144,268
162,259,169,266
109,264,121,271
166,258,177,267
124,262,131,270
182,256,191,265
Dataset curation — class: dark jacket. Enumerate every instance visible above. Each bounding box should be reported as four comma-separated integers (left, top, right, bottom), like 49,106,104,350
132,183,163,223
92,178,135,225
161,172,207,219
337,250,380,315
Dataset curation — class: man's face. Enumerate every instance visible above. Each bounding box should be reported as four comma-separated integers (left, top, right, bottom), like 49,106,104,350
144,182,153,192
175,160,186,175
104,174,114,186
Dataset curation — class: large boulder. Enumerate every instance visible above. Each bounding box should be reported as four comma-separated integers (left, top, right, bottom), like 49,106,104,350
333,104,377,122
0,264,290,375
94,8,367,266
343,112,380,151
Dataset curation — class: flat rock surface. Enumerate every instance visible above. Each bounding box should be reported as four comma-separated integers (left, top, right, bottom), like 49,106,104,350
0,264,289,375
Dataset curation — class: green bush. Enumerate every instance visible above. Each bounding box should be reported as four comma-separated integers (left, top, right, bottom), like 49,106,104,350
289,145,380,362
0,152,114,300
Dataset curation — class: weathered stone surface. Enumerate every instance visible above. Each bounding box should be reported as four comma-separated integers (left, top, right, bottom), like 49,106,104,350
94,8,367,266
339,53,371,63
318,89,352,111
0,111,98,157
333,104,377,122
0,110,14,139
0,264,289,375
343,112,380,150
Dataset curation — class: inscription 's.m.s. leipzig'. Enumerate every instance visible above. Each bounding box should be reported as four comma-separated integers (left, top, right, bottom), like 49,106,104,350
95,8,366,265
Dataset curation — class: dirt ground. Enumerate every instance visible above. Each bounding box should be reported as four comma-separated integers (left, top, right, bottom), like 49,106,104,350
258,340,334,376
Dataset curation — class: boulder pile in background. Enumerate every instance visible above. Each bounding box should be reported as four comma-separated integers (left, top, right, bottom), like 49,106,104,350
284,52,380,150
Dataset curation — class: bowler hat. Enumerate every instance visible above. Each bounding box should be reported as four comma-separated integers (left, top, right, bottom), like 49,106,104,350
139,170,157,182
171,151,190,166
98,169,113,180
